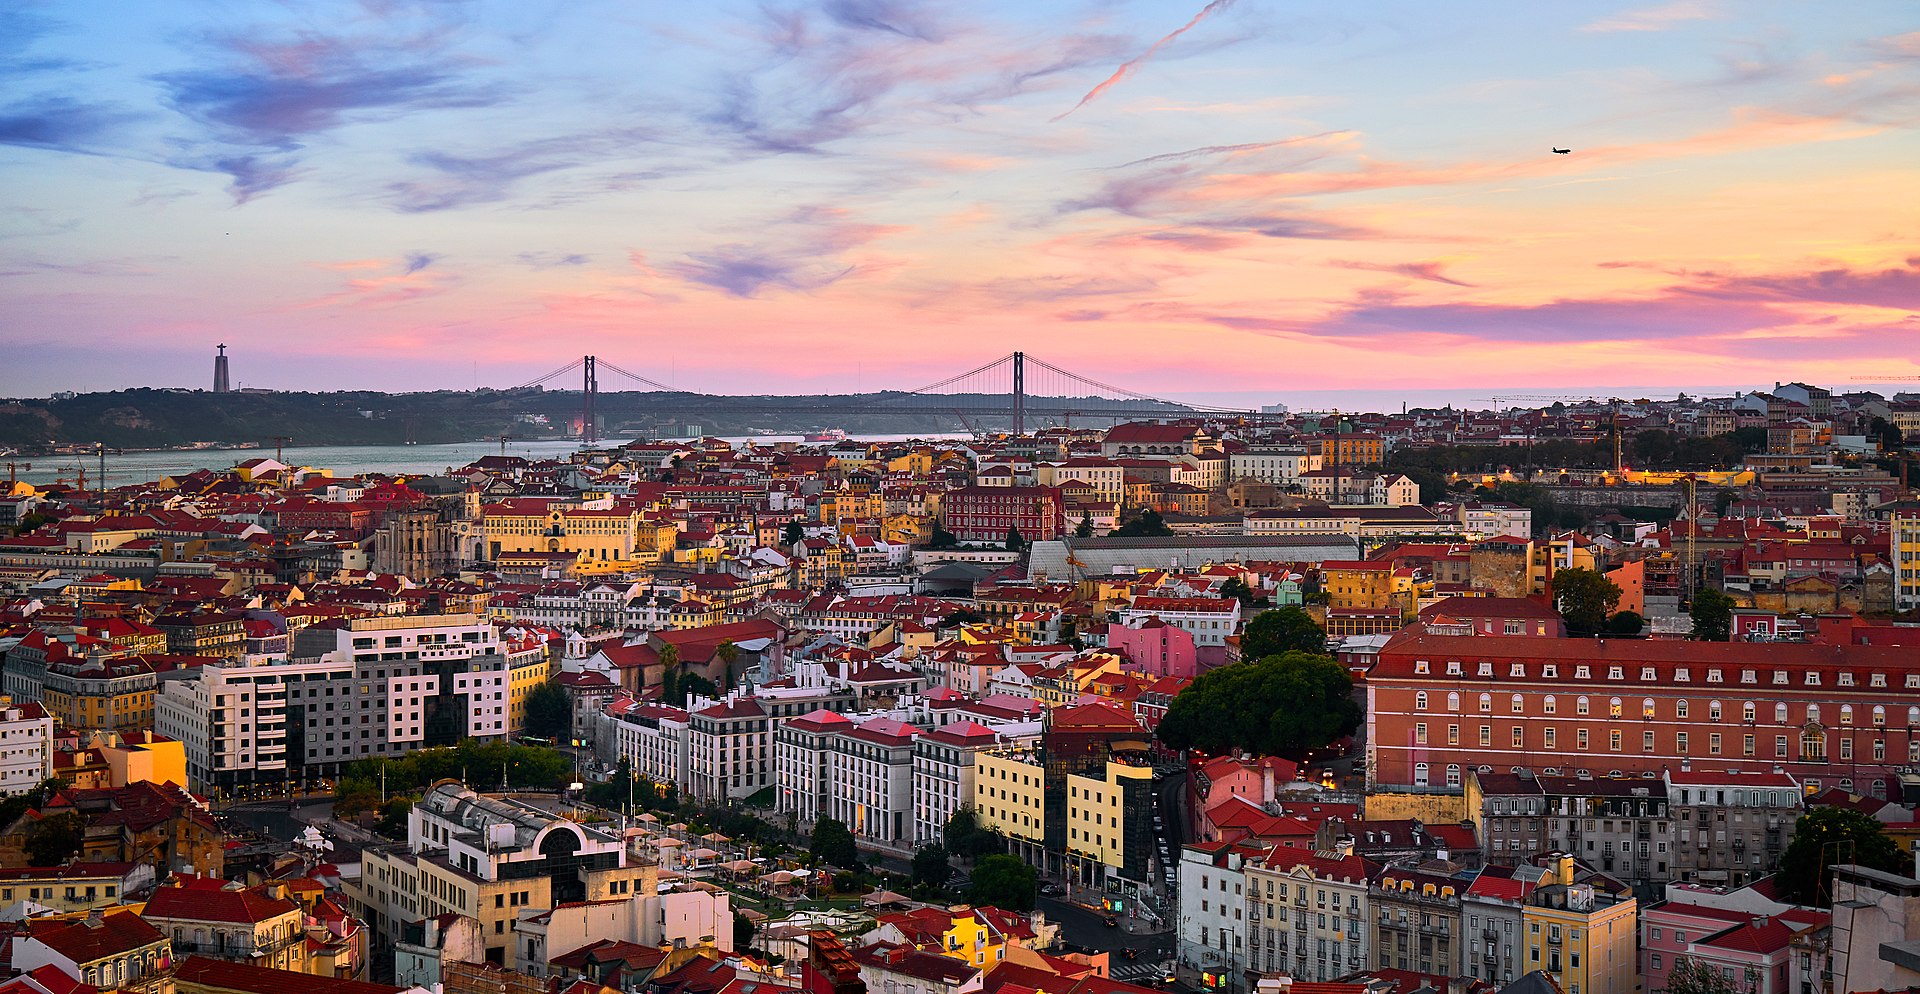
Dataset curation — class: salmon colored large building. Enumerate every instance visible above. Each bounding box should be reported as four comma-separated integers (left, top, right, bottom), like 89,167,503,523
1367,632,1920,799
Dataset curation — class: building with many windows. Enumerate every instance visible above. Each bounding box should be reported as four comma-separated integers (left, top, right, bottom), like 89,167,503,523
1368,632,1920,799
687,694,771,803
1244,849,1374,983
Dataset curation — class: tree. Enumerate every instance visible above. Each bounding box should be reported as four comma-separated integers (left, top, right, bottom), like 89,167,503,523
716,641,740,690
734,911,756,952
23,811,85,866
1689,589,1736,642
911,844,954,892
1219,577,1254,608
1776,807,1909,904
943,807,1003,858
524,680,574,741
1156,651,1362,758
1551,567,1620,636
1241,606,1325,658
1712,488,1739,517
1112,509,1173,537
1075,514,1094,538
1004,526,1026,552
1664,957,1740,994
783,522,806,547
927,521,959,549
809,817,861,869
968,854,1037,912
941,608,986,629
1604,611,1644,635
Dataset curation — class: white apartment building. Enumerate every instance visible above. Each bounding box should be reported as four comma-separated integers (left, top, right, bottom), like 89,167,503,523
158,614,536,791
687,694,771,803
774,709,854,829
597,700,691,788
1245,850,1374,984
1229,447,1321,487
824,717,921,848
1178,844,1253,984
911,720,1006,849
1462,871,1535,986
1035,460,1126,504
1118,596,1242,647
0,699,53,795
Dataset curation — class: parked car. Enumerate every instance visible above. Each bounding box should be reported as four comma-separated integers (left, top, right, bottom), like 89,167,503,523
1103,914,1119,927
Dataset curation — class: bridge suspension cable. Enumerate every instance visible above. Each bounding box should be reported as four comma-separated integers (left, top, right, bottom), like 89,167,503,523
512,358,584,391
595,359,680,393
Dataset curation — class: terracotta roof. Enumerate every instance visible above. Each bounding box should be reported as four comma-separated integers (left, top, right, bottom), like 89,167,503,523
144,880,298,925
172,955,407,994
25,909,167,964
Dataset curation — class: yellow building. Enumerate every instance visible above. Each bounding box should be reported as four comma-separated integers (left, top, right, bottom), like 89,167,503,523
482,500,654,563
43,658,159,734
101,731,188,789
1063,760,1152,880
1521,857,1638,994
1324,561,1422,620
1893,505,1920,614
887,450,936,476
506,646,555,736
973,749,1046,850
1532,532,1602,595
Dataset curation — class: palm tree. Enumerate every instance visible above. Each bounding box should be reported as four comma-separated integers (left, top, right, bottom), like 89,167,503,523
716,640,740,689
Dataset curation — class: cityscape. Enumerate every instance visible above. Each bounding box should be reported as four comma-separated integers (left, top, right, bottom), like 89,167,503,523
3,4,1920,994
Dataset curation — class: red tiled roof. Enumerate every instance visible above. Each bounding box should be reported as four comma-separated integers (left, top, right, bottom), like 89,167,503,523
171,955,406,994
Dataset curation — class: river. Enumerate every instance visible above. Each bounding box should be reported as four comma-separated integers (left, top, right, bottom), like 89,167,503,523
16,433,969,487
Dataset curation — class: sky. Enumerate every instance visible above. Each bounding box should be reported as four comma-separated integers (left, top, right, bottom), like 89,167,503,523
2,0,1918,409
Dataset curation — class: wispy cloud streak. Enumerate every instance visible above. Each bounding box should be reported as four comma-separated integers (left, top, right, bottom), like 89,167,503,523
1054,0,1237,120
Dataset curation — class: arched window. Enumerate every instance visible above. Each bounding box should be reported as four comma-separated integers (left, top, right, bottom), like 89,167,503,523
1910,706,1920,727
1446,764,1462,787
1512,694,1524,714
1448,692,1460,711
1841,705,1853,725
1874,705,1886,726
1414,763,1430,786
1609,697,1623,718
1709,700,1723,720
1808,704,1821,724
1802,728,1826,762
1577,696,1590,716
1774,702,1789,723
1416,692,1428,710
1642,698,1656,718
1544,695,1557,715
1480,693,1492,713
1744,701,1756,722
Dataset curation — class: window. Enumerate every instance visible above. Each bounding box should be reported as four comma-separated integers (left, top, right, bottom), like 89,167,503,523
1448,692,1461,711
1610,730,1622,751
1677,732,1688,753
1414,763,1429,786
1777,735,1789,758
1416,692,1428,710
1544,728,1556,749
1710,733,1721,754
1416,723,1428,745
1446,765,1462,787
1449,724,1460,745
1481,694,1493,713
1709,700,1722,720
1644,730,1656,752
1544,695,1557,715
1512,695,1524,714
1578,729,1589,749
1481,725,1493,746
1744,734,1755,756
1577,697,1590,716
1513,727,1525,748
1775,703,1789,724
1744,702,1757,723
1676,700,1689,719
1609,697,1623,718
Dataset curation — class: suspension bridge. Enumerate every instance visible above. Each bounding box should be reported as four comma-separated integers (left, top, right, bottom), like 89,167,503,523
509,352,1262,442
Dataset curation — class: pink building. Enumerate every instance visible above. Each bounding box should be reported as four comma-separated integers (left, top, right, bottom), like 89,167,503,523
1105,618,1198,679
1642,904,1828,994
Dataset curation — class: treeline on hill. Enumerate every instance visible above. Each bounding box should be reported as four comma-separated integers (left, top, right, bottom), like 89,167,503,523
0,387,1197,449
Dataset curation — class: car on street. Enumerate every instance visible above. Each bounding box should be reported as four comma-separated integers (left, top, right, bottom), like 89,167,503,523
1039,883,1062,895
1103,914,1119,927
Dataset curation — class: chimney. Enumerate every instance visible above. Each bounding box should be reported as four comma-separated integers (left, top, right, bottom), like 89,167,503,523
1556,853,1575,887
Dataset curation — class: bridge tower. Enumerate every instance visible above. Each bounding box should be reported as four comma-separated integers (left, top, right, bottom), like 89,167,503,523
1011,351,1025,437
582,355,598,445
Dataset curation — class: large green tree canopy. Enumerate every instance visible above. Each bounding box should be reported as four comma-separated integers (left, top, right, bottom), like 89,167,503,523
1240,606,1326,658
1776,807,1908,904
1156,651,1361,758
